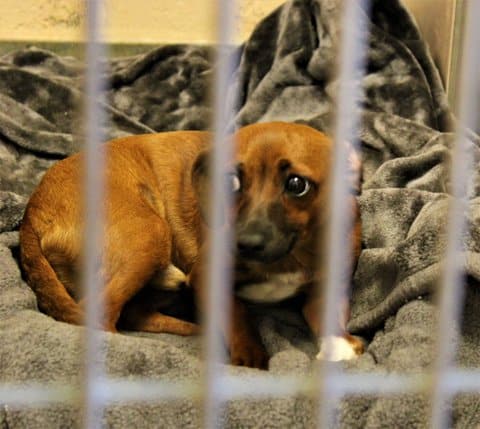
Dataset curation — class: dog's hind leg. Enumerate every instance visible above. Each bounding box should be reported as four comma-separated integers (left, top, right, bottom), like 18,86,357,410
98,213,186,332
125,312,199,335
119,300,200,335
19,220,84,325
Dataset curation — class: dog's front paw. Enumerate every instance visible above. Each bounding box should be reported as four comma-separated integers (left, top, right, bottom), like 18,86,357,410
316,335,362,362
229,334,269,369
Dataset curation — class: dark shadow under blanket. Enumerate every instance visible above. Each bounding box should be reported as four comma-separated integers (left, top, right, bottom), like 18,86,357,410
1,0,480,427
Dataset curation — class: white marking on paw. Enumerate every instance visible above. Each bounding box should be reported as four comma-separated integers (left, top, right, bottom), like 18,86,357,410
316,336,358,362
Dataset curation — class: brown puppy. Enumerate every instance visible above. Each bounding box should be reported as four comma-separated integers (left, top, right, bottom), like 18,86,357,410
19,122,362,369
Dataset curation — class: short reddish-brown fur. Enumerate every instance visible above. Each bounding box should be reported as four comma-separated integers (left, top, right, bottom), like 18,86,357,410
20,131,207,334
19,122,362,369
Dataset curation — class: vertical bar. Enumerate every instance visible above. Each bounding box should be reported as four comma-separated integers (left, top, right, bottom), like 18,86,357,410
429,2,480,428
317,1,370,427
82,1,106,428
203,0,238,427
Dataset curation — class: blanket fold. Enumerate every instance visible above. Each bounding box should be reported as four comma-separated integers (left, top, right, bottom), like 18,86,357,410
1,0,479,427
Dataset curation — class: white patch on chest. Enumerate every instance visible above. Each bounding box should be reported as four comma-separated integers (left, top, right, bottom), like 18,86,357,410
236,271,306,303
316,336,358,361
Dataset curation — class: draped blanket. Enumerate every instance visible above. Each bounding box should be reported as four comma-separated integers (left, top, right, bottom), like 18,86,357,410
1,0,479,427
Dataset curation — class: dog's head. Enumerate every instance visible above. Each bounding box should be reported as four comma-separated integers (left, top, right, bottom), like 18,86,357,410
192,122,354,266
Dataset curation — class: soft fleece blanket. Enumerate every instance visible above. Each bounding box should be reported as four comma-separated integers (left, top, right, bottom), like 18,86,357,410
1,0,480,427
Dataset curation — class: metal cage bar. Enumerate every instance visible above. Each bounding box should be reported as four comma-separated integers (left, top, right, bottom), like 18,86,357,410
429,1,480,428
317,1,370,427
8,368,480,409
82,1,107,428
202,0,238,427
1,2,480,429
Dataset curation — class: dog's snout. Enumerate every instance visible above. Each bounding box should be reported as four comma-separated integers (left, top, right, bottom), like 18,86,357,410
236,215,296,263
237,232,266,254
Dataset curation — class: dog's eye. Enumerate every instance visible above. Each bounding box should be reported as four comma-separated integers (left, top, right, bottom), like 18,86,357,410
285,175,310,197
228,173,241,193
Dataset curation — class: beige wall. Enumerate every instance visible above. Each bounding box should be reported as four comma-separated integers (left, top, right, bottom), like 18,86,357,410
0,0,461,94
401,0,459,94
0,0,284,44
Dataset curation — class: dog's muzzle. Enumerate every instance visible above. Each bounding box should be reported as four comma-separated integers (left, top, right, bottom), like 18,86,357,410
236,219,297,263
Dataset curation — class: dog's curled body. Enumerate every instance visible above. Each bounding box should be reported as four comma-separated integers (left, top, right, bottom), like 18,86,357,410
20,131,208,334
20,122,363,368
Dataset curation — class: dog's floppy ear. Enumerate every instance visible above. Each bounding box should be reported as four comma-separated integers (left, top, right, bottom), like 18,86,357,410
192,150,211,222
192,150,230,226
193,149,233,227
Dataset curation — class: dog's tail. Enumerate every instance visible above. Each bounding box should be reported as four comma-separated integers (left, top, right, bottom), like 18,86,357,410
19,217,84,325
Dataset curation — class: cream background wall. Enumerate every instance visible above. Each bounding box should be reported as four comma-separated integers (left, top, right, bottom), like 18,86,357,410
401,0,460,96
0,0,461,94
0,0,285,44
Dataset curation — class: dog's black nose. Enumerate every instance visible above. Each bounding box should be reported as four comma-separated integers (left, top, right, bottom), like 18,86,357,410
237,233,266,255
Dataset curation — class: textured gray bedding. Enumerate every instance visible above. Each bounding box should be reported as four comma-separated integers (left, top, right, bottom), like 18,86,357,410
1,0,480,427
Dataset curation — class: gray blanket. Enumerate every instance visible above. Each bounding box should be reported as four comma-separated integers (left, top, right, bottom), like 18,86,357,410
1,0,480,427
